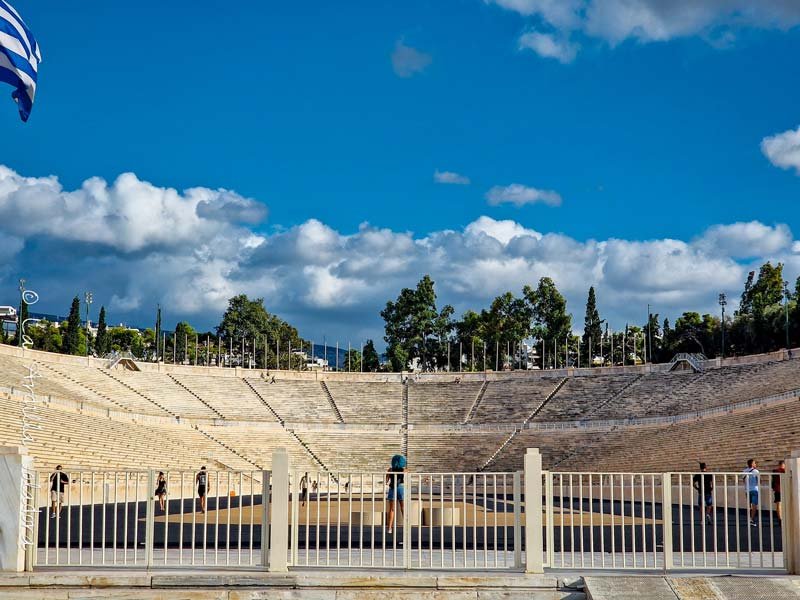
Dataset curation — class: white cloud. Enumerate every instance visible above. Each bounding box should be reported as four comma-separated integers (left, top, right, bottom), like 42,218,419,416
434,170,471,185
1,165,798,344
391,41,432,78
486,183,562,207
761,125,800,175
519,31,579,63
697,222,792,258
488,0,800,61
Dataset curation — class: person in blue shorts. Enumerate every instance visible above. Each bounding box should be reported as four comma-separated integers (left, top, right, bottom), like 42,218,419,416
386,454,406,534
742,458,760,527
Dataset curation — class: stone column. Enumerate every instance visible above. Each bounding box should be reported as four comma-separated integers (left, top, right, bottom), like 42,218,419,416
0,446,34,572
269,448,290,572
524,447,544,573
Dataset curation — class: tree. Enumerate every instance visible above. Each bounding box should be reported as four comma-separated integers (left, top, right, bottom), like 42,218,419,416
174,321,197,364
344,348,362,372
381,275,454,372
14,293,29,346
27,320,62,353
525,277,572,368
95,306,109,356
362,339,381,371
479,292,532,370
581,286,602,364
62,296,82,355
217,294,306,368
454,310,486,371
109,327,144,357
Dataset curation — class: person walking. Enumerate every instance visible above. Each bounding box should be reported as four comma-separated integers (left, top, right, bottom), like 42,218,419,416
742,459,760,527
300,472,309,507
773,460,786,523
693,462,714,524
196,466,208,514
386,454,406,535
49,465,70,518
155,472,167,512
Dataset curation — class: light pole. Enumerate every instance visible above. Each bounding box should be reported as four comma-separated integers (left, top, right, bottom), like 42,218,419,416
84,292,93,357
785,281,791,350
17,279,25,347
646,304,653,364
718,293,727,358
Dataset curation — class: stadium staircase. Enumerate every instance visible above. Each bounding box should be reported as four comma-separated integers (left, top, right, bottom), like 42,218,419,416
167,374,224,418
463,381,488,424
194,426,261,469
287,430,335,475
579,374,643,419
242,378,285,424
101,369,178,418
319,381,344,423
38,363,130,413
480,377,568,471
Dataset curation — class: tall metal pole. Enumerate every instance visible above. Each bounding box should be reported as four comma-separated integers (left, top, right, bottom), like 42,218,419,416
17,279,25,347
84,292,93,357
785,281,791,350
718,293,727,358
647,303,653,362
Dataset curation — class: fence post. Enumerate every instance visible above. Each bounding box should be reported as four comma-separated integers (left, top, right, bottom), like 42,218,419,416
0,446,34,573
260,470,271,568
144,469,155,568
786,452,800,574
513,471,522,568
661,473,673,571
524,448,543,573
269,449,290,572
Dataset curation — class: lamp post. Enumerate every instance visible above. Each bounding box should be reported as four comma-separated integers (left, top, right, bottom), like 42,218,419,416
646,304,653,364
718,293,727,358
785,281,791,350
84,292,93,357
17,279,25,347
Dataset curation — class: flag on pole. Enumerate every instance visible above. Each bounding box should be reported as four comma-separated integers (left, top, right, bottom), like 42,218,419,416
0,0,41,121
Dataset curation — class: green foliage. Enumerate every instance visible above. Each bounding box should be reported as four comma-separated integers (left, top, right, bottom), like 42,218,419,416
95,306,109,356
362,339,381,372
174,321,197,363
109,327,144,357
525,277,572,367
582,287,602,363
62,296,82,355
344,348,362,372
381,275,454,371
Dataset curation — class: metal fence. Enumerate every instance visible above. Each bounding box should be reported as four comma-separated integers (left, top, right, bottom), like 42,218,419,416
288,471,523,569
22,453,796,575
544,470,786,572
36,469,266,568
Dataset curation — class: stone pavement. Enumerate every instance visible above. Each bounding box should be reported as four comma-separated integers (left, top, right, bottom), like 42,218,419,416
584,575,800,599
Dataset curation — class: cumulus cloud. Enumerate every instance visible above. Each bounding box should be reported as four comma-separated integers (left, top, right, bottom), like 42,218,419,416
391,41,432,78
519,30,579,63
486,183,562,207
761,125,800,175
434,170,471,185
488,0,800,61
1,165,799,344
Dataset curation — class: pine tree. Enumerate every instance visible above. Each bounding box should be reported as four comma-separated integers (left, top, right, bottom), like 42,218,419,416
14,294,29,346
582,286,602,364
95,306,109,355
63,296,82,355
362,339,381,371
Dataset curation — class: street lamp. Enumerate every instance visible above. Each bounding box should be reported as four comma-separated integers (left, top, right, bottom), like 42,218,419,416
17,279,25,347
84,292,93,357
785,281,791,350
718,293,727,358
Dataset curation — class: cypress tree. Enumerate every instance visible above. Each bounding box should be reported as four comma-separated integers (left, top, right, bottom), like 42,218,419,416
63,296,81,355
582,286,602,363
95,306,109,355
15,295,29,346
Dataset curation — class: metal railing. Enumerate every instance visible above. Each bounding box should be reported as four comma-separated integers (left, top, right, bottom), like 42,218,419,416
287,471,523,569
35,469,266,568
544,470,786,572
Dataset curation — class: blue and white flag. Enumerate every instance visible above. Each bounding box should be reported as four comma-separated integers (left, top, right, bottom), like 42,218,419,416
0,0,40,121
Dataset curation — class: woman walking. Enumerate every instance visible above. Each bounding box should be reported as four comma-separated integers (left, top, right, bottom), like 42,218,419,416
386,454,406,534
155,472,167,512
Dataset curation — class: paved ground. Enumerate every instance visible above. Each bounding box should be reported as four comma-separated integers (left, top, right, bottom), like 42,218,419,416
584,576,800,599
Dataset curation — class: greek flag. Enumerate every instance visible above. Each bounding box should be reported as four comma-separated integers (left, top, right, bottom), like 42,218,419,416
0,0,40,121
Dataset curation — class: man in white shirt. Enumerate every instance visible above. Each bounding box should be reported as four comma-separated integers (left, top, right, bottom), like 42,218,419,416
742,458,760,527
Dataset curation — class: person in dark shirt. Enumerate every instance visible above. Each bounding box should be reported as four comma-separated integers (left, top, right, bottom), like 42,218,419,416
49,465,70,518
773,460,785,523
196,466,208,514
386,454,406,535
155,472,167,512
692,462,714,525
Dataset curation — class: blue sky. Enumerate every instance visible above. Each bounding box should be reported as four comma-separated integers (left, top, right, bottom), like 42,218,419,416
1,1,799,343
